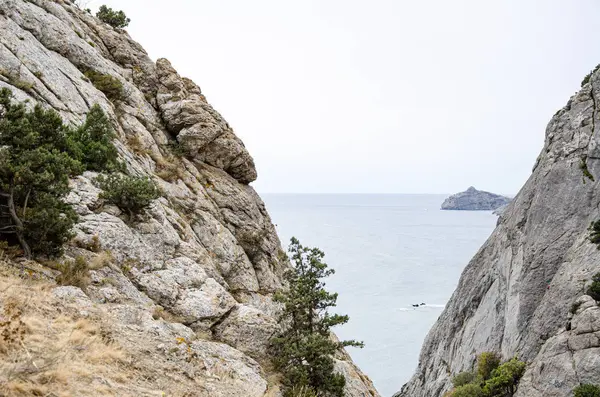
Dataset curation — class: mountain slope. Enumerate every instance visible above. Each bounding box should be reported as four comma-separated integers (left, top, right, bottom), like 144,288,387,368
397,69,600,396
0,0,378,395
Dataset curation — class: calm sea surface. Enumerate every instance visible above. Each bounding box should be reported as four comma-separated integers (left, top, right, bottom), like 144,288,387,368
262,194,497,397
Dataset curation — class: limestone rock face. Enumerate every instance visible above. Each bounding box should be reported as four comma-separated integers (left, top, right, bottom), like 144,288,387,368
440,186,511,211
0,1,378,395
397,67,600,396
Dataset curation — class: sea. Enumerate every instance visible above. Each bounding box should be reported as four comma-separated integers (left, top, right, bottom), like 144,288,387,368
262,194,498,397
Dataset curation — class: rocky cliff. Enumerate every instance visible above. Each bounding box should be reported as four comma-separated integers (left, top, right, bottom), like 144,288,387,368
440,187,511,211
0,1,378,395
397,69,600,395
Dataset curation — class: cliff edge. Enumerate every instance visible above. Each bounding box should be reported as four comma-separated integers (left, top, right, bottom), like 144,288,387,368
397,68,600,396
0,1,378,396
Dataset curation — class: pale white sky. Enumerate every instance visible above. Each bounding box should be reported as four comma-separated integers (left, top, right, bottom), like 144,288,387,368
91,1,600,194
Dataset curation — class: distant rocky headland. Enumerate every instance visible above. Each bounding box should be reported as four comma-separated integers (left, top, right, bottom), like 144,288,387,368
440,187,511,211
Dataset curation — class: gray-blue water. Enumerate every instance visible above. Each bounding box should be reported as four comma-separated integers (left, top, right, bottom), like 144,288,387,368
262,194,498,397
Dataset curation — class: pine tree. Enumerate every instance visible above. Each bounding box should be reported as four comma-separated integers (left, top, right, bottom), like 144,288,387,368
0,89,118,257
271,237,363,397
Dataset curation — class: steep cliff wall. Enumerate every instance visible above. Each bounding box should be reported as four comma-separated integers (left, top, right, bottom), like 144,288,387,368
397,69,600,396
0,1,378,395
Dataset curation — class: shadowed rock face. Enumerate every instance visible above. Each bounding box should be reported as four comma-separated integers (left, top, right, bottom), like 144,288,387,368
0,1,379,395
440,187,511,211
396,68,600,397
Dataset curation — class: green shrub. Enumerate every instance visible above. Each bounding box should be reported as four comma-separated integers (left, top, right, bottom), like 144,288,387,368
477,352,501,381
482,357,526,396
96,5,130,28
586,273,600,301
95,173,160,216
67,104,121,171
83,69,124,101
449,383,484,397
23,194,79,257
271,238,363,397
589,221,600,249
447,354,526,397
453,371,477,388
574,384,600,397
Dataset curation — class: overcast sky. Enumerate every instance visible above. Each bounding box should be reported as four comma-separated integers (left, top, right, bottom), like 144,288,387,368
91,1,600,194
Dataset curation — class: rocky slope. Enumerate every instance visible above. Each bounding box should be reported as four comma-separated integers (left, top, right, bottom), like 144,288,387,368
0,1,379,395
440,187,511,211
397,70,600,395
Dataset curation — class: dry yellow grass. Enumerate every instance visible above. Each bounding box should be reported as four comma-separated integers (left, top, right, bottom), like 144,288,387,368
0,265,126,396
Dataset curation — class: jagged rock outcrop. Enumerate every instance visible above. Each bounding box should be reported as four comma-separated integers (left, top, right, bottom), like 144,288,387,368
441,186,511,211
0,1,378,395
397,66,600,396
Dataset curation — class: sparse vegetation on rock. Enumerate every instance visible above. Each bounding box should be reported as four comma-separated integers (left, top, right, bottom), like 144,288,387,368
581,64,600,87
580,156,595,182
588,221,600,249
270,237,364,397
586,272,600,301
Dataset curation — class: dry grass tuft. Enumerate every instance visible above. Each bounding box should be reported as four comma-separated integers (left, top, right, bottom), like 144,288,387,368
0,266,127,396
155,156,186,183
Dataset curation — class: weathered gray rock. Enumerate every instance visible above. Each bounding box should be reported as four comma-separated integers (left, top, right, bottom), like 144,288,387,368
212,304,279,360
0,1,377,395
397,65,600,397
492,203,509,216
441,186,511,210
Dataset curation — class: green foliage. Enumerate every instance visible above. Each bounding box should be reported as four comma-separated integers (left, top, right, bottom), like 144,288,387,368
586,273,600,301
83,69,124,101
67,104,121,172
453,371,478,388
96,5,130,28
574,384,600,397
449,383,484,397
95,173,160,216
581,64,600,87
477,352,501,381
270,238,364,397
482,358,526,397
23,194,79,257
96,5,131,29
0,88,120,257
447,354,526,397
0,88,83,257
